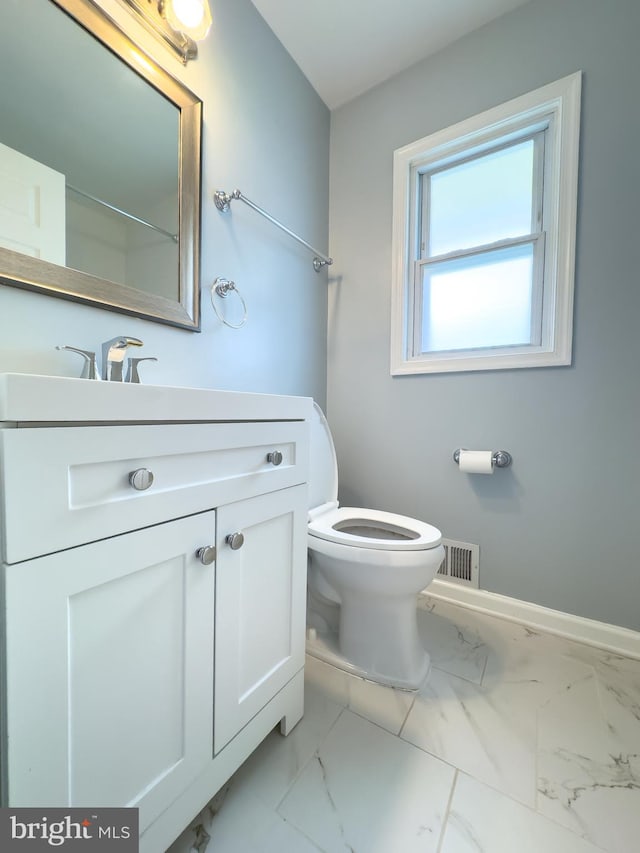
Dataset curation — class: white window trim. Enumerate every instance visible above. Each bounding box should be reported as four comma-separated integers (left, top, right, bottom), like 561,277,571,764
390,72,582,375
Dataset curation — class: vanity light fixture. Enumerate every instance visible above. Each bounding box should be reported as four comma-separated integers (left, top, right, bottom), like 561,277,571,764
118,0,212,63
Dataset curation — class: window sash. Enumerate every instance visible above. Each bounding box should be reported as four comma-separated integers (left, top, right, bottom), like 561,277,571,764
418,130,546,262
411,232,546,358
410,130,546,359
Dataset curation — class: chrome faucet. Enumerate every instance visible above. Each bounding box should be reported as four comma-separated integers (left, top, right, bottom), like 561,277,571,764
101,336,143,381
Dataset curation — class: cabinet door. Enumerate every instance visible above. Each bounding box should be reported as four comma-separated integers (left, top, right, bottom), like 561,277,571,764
214,485,307,753
3,511,216,832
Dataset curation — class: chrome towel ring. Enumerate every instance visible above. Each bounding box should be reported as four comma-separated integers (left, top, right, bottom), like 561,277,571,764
211,277,247,329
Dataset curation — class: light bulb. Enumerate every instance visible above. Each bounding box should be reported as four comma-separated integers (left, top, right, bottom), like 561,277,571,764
163,0,212,41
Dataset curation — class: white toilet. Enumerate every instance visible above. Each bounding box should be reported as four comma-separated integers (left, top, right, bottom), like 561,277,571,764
306,402,445,690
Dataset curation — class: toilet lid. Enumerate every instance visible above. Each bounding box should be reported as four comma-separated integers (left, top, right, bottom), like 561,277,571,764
309,402,338,512
308,506,442,551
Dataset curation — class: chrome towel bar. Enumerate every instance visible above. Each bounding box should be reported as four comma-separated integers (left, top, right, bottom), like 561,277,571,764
214,188,333,272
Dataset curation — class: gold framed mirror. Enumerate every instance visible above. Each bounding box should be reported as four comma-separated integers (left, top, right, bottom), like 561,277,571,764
0,0,202,330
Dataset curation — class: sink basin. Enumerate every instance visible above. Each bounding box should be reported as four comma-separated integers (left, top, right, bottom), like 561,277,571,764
0,373,311,423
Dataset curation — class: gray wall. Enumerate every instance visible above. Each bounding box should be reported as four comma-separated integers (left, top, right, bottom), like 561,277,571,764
0,0,329,404
328,0,640,631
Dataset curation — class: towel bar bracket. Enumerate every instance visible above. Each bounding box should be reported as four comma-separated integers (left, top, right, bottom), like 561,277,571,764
214,189,240,212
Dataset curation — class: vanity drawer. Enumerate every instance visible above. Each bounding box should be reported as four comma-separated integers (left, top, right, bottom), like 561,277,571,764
0,421,308,563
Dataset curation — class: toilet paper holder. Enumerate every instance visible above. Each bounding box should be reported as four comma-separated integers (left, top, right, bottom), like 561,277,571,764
453,448,513,468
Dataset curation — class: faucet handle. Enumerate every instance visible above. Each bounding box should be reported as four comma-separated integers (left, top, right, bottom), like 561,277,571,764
56,345,101,380
126,357,158,384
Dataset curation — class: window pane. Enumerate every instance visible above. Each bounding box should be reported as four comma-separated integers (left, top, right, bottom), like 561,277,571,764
428,139,535,256
420,243,534,353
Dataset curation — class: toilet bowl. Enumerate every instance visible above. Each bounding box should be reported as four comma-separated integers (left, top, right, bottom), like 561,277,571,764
307,403,445,690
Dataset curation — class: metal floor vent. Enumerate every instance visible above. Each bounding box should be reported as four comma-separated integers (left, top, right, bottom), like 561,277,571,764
437,539,479,588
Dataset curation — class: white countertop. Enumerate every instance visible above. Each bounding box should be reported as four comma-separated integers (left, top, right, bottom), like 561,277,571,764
0,373,312,424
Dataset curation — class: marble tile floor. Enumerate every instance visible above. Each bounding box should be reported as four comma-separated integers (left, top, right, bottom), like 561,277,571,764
170,596,640,853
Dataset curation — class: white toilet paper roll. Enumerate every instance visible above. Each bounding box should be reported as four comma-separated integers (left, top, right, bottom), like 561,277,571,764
458,450,494,474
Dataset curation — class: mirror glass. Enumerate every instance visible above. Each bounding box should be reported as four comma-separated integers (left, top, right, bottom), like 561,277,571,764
0,0,202,330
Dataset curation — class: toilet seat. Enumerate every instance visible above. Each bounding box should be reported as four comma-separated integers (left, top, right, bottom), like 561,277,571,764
308,402,441,551
308,506,441,551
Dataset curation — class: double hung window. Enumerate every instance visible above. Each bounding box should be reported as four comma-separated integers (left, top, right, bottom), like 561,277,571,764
390,73,581,375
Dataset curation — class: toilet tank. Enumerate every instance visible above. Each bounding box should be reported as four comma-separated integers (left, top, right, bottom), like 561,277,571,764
308,402,339,517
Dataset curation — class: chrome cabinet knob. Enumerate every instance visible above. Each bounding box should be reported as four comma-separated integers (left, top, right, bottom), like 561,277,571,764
266,450,283,466
129,468,154,490
225,532,245,550
196,546,216,565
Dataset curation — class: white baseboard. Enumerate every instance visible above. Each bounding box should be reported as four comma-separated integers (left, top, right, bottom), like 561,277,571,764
423,579,640,660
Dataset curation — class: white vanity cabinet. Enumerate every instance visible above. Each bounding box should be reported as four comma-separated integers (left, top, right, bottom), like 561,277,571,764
0,374,311,852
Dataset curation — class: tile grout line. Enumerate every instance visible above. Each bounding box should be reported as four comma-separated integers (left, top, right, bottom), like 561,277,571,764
436,769,459,853
397,689,418,738
452,768,613,853
276,814,327,853
274,704,347,815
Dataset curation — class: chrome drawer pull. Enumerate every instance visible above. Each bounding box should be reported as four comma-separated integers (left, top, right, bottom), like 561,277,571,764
226,532,245,550
266,450,283,466
128,468,154,491
196,545,216,565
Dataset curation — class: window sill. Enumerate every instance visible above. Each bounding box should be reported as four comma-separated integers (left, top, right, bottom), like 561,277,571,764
391,345,572,376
